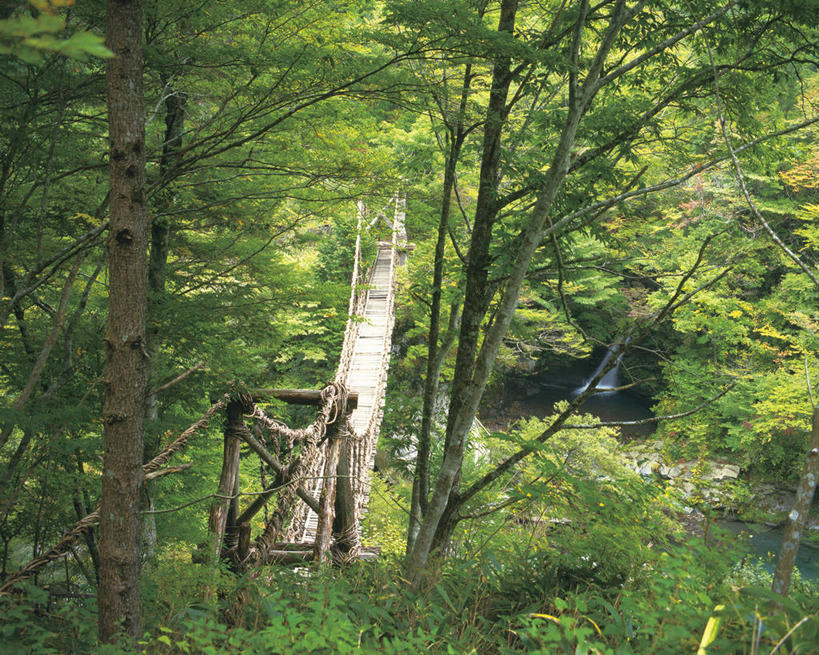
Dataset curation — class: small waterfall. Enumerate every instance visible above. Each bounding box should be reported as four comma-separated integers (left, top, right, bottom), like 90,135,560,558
579,337,630,393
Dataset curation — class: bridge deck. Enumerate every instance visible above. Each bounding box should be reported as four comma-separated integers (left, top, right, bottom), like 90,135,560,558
299,244,397,543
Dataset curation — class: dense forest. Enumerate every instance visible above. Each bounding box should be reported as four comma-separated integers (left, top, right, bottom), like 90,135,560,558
1,0,818,652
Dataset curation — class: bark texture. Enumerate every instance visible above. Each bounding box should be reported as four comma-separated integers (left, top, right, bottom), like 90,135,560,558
772,404,819,596
207,400,245,558
314,422,342,563
99,0,148,642
408,56,473,551
405,0,519,581
333,437,360,557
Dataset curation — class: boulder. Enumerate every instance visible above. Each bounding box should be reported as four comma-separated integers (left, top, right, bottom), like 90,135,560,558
637,460,658,476
667,463,688,479
677,481,696,497
701,463,740,481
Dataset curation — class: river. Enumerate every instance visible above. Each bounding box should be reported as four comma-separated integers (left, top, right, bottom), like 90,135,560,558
489,373,818,581
487,380,656,440
717,520,819,581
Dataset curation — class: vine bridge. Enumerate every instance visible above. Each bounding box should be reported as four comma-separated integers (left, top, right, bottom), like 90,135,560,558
0,194,409,592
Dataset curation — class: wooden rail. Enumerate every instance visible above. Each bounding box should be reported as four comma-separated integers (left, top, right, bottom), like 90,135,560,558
251,388,358,409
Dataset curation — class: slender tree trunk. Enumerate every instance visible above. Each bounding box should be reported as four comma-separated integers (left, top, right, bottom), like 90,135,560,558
405,0,519,578
73,494,100,585
143,85,185,557
409,110,468,550
146,85,185,420
772,404,819,596
409,156,458,552
406,0,629,583
409,303,460,551
0,253,84,455
98,0,148,642
1,258,85,496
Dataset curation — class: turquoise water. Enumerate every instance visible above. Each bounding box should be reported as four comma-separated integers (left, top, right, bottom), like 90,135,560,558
718,520,819,581
501,384,656,440
499,377,818,582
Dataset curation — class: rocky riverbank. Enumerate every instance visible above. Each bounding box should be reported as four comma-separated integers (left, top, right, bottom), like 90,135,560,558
620,439,819,538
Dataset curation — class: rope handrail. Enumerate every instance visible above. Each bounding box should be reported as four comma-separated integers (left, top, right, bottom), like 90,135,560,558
334,202,366,385
292,191,407,544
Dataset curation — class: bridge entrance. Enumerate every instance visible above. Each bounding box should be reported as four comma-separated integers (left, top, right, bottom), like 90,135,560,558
0,194,408,593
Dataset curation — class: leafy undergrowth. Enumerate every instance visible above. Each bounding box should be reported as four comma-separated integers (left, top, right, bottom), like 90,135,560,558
2,537,817,655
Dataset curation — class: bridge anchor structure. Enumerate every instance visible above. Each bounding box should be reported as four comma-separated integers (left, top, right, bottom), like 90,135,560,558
0,194,408,594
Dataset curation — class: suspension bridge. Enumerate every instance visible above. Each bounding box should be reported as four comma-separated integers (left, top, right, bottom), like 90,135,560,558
0,194,409,592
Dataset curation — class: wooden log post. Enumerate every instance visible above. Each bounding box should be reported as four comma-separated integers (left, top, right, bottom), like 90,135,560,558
250,388,357,411
240,428,321,514
332,435,360,559
313,419,343,563
225,472,241,550
236,476,283,528
207,399,244,559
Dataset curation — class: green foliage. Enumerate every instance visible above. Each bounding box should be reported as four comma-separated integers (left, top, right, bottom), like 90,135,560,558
597,108,819,478
1,0,818,648
0,582,98,654
360,473,407,557
0,2,111,64
3,531,817,654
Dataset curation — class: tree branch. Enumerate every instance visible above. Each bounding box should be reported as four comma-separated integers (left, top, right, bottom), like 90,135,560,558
148,361,206,396
562,383,736,428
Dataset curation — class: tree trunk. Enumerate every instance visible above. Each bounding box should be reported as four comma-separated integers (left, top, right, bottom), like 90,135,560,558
143,85,185,557
208,401,244,558
405,0,519,580
409,111,468,550
74,455,100,585
429,497,459,557
408,302,460,552
772,404,819,596
145,84,185,415
98,0,148,642
406,0,629,583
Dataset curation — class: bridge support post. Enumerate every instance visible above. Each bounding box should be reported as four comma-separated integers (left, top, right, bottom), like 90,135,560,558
332,437,359,559
313,420,341,563
238,521,251,562
207,398,245,559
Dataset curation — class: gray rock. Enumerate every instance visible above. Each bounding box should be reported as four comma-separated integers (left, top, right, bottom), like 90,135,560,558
667,464,687,479
750,484,796,514
637,460,659,476
677,481,696,497
701,463,741,481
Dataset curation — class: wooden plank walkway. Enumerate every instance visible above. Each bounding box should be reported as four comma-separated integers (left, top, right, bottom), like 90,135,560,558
301,244,394,543
299,234,403,543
